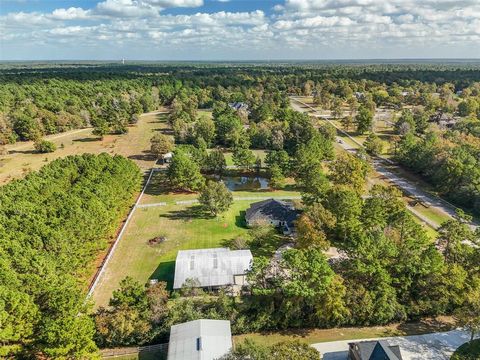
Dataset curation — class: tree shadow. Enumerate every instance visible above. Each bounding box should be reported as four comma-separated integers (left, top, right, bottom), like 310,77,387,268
159,205,211,220
73,137,100,142
9,149,37,155
394,318,455,337
236,211,247,228
138,349,168,360
128,152,157,161
150,260,176,290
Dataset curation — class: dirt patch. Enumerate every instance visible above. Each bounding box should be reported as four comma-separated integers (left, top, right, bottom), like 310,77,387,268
148,236,167,246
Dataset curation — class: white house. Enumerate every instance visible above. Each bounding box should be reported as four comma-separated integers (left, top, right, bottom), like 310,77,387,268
167,319,232,360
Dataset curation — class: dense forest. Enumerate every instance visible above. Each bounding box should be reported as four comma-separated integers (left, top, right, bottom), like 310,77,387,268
0,154,141,358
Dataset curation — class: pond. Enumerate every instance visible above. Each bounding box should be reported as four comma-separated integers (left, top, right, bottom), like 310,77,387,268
210,175,270,191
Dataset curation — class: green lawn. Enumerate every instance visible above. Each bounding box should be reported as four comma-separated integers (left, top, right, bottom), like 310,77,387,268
91,193,299,308
451,339,480,360
141,171,300,205
234,318,455,347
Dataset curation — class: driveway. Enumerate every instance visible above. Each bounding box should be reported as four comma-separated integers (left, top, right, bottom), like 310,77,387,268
312,330,472,360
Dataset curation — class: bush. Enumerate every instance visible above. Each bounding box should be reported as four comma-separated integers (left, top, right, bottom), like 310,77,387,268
451,339,480,360
34,139,56,153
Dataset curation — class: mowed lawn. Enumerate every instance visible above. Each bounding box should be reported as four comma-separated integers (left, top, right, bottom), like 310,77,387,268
141,171,301,205
92,200,260,308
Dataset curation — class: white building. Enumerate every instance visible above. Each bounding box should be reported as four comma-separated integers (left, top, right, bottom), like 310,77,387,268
167,319,232,360
173,248,253,290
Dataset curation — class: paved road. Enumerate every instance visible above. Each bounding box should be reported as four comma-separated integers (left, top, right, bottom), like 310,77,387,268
312,329,473,360
290,97,478,230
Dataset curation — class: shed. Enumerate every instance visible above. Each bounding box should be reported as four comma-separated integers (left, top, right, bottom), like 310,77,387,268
167,319,232,360
173,248,252,290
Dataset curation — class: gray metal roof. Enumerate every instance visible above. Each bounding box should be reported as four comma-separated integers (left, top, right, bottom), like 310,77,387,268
167,319,232,360
173,248,253,289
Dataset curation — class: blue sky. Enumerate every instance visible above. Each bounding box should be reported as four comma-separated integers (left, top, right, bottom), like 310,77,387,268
1,0,479,60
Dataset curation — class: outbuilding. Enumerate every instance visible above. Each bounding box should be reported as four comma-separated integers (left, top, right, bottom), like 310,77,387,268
167,319,232,360
173,248,252,290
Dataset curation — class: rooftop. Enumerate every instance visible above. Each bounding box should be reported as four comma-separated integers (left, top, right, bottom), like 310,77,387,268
167,319,232,360
173,248,252,289
349,340,403,360
245,198,298,228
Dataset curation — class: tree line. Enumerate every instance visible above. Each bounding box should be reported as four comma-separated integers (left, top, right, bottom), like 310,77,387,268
0,154,142,358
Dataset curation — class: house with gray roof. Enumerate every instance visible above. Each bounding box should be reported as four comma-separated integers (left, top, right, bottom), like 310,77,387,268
173,248,252,290
348,340,403,360
167,319,232,360
228,102,249,112
245,198,299,235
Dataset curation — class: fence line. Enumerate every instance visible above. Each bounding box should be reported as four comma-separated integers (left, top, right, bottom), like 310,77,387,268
87,168,155,298
101,343,168,359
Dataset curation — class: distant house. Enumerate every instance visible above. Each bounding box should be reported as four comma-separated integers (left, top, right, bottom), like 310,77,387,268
245,198,299,235
354,92,365,100
173,248,253,290
167,319,232,360
228,102,249,112
429,112,458,129
348,340,403,360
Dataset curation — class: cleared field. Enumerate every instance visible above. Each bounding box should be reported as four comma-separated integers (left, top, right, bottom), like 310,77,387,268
0,110,168,184
92,200,263,308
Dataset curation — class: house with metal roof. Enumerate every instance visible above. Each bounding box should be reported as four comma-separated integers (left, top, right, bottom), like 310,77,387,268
167,319,232,360
348,340,403,360
245,198,299,235
173,248,253,290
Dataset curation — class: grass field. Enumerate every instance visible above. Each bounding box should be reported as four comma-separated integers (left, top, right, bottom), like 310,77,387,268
141,170,299,205
91,190,298,308
0,110,168,184
233,317,455,347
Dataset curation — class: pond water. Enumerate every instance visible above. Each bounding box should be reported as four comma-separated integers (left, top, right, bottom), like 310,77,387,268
210,175,270,191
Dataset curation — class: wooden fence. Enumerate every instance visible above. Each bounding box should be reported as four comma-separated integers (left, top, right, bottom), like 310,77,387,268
101,343,168,359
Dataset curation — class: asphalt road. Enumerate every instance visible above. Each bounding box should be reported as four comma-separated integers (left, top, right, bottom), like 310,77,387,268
290,97,478,231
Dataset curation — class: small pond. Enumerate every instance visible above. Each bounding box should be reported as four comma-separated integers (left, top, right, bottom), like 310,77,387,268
209,175,270,191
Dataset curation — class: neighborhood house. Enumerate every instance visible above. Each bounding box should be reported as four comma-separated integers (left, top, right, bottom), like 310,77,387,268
167,319,232,360
173,248,253,290
245,198,299,235
348,340,403,360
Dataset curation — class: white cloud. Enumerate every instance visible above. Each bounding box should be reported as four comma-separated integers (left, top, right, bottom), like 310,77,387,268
50,7,91,20
1,0,479,60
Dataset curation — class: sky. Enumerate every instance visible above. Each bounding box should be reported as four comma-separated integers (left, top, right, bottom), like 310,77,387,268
1,0,480,61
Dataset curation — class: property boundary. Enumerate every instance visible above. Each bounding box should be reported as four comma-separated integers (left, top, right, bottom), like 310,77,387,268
101,343,168,359
87,168,156,298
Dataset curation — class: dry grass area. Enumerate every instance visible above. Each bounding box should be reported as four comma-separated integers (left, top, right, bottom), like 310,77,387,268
233,317,455,347
0,110,169,184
